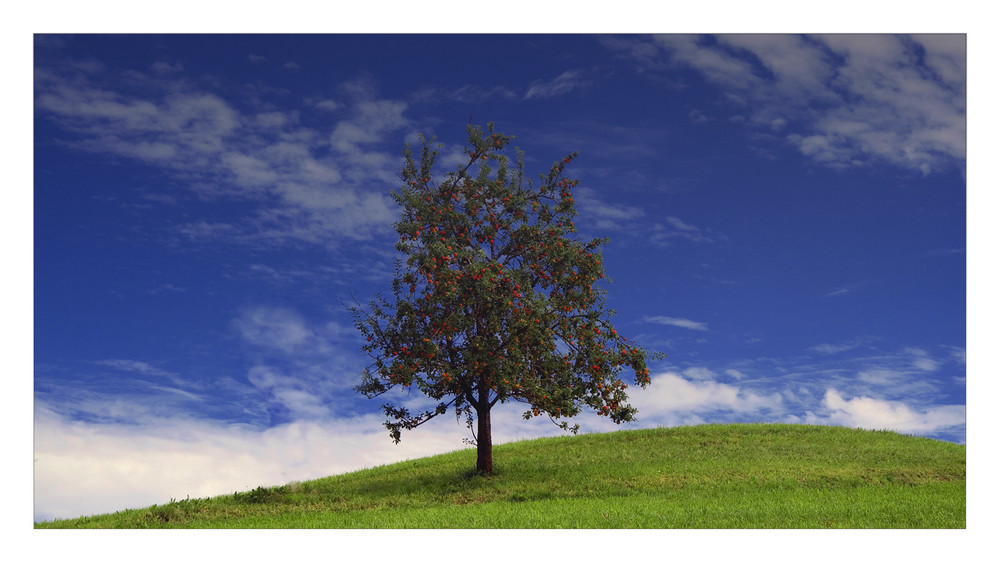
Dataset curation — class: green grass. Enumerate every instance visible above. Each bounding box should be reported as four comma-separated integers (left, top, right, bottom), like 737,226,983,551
35,423,965,528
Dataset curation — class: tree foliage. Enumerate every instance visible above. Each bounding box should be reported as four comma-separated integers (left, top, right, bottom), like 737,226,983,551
350,122,662,474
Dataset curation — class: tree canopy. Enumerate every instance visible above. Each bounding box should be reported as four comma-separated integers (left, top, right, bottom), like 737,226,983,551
351,122,661,474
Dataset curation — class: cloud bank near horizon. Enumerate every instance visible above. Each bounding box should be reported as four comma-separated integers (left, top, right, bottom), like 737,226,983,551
34,366,964,523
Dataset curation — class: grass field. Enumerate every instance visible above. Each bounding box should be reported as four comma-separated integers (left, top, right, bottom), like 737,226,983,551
35,423,965,528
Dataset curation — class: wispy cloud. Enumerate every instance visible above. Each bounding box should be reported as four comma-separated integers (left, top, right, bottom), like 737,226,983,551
411,84,519,104
88,359,203,396
525,70,592,100
34,63,404,249
329,98,409,157
644,315,709,331
804,344,955,392
246,366,332,419
231,305,366,423
235,307,318,355
607,34,965,174
950,346,966,365
905,347,940,372
810,344,857,354
649,216,723,245
93,359,179,379
857,368,908,386
705,343,964,436
35,374,211,427
571,186,646,233
682,367,717,380
809,340,866,354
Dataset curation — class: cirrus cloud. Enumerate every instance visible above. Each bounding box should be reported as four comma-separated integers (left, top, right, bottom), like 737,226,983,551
644,315,709,331
606,34,965,174
525,70,593,100
34,63,405,248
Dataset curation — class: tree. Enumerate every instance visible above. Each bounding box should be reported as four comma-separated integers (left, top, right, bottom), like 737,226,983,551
350,122,662,475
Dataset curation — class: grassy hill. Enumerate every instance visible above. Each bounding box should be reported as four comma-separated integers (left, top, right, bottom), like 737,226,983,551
35,423,965,528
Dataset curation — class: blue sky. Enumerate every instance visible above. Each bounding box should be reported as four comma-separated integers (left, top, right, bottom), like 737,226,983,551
31,32,969,523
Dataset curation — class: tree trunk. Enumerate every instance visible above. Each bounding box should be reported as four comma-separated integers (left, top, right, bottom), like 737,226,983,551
476,406,493,474
476,380,493,474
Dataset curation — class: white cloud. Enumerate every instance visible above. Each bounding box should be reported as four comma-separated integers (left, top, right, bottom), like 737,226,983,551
32,405,466,523
34,64,402,248
221,152,280,187
913,34,966,86
272,388,329,419
36,79,239,159
630,372,783,418
331,99,409,154
822,389,965,434
682,367,717,380
573,187,646,232
427,84,519,103
36,361,789,523
235,307,315,355
716,34,839,107
94,359,177,379
616,34,965,174
649,216,721,245
653,35,760,91
229,306,369,421
810,341,860,354
524,70,591,99
823,288,852,298
311,98,341,111
31,398,608,523
149,61,184,74
117,140,178,161
664,216,699,232
30,367,785,523
950,347,966,365
644,315,709,331
35,365,964,523
245,364,336,420
857,368,904,386
688,109,712,123
330,122,376,153
905,347,940,372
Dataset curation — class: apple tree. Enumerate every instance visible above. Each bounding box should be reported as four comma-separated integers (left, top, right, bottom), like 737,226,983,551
350,122,662,475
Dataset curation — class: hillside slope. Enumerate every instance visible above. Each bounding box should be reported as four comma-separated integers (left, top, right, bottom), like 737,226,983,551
36,423,965,528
